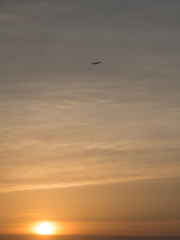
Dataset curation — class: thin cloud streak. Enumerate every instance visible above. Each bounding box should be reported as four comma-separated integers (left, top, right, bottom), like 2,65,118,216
0,78,180,192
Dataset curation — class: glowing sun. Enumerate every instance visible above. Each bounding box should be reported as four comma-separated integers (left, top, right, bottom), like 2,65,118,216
36,222,54,235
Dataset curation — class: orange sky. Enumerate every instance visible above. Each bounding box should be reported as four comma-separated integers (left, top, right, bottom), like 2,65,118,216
1,179,180,235
0,0,180,236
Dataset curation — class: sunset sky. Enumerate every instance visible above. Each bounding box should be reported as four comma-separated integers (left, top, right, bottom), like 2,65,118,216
0,0,180,237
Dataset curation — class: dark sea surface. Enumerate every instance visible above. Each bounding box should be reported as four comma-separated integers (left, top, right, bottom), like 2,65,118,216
0,235,179,240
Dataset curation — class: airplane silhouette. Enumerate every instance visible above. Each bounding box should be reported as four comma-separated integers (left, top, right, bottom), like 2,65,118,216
92,61,101,65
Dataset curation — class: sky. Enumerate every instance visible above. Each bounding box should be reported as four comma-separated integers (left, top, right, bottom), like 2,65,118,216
0,0,180,237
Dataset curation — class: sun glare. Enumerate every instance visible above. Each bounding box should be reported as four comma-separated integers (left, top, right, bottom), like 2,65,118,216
36,222,54,235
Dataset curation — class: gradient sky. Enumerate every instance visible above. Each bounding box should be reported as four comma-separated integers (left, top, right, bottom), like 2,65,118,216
0,0,180,236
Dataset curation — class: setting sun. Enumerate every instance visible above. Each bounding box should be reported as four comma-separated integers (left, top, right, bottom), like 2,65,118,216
35,222,54,235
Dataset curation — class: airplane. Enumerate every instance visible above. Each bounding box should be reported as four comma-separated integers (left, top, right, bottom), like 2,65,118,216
92,61,101,65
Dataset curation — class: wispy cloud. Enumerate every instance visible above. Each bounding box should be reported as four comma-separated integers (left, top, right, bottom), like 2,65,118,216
0,0,180,194
0,12,24,21
0,1,80,21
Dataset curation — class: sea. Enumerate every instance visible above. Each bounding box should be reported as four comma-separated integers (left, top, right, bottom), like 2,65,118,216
0,235,179,240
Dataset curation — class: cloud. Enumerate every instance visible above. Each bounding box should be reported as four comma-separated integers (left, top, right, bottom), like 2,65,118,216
0,1,80,21
0,74,180,192
0,12,24,21
0,0,180,193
